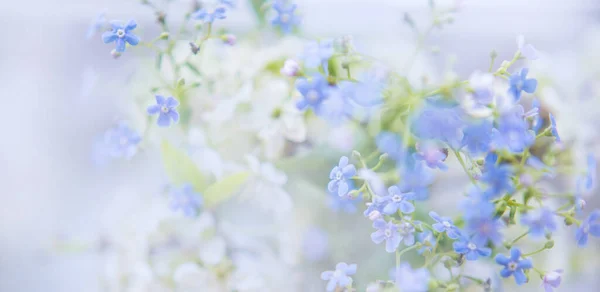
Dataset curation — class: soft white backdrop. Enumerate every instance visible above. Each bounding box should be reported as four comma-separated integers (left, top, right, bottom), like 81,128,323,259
0,0,598,291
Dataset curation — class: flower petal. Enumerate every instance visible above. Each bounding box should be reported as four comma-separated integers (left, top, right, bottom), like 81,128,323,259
168,110,180,123
166,97,180,108
115,38,126,52
102,31,117,43
514,270,527,285
157,113,171,127
125,19,137,31
510,248,522,261
124,33,140,46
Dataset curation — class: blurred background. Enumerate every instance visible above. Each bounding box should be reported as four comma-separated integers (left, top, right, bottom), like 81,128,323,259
1,0,600,291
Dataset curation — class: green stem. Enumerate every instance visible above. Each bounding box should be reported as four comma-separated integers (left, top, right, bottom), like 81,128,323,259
523,246,548,257
510,231,530,245
454,150,477,185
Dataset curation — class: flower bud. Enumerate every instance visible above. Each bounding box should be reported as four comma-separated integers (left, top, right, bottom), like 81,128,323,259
221,34,236,46
189,42,200,55
544,240,555,249
368,210,382,221
280,59,300,77
110,49,122,59
577,198,586,210
159,32,169,40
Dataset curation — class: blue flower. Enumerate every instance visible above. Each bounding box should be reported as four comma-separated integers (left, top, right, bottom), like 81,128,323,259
371,219,402,253
375,132,405,162
295,73,329,113
321,262,357,291
549,113,561,142
86,12,107,40
394,263,430,292
300,40,334,72
328,156,356,197
271,2,300,34
517,35,539,60
147,95,180,127
192,7,227,23
542,269,563,292
219,0,236,8
520,208,557,237
481,153,515,199
530,99,543,133
417,230,436,254
508,68,537,101
319,81,354,125
453,234,492,261
412,100,465,149
466,214,504,246
348,71,385,107
460,188,496,219
413,142,448,171
398,219,417,246
102,20,140,53
492,104,535,153
103,121,141,159
461,119,493,155
327,180,361,213
169,184,203,217
495,248,533,285
429,211,460,239
580,154,597,193
380,186,415,215
398,159,434,201
575,210,600,247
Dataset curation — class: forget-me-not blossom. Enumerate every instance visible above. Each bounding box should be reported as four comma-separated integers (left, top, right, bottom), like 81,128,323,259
328,156,356,197
147,95,180,127
102,20,140,53
321,262,357,291
495,247,533,285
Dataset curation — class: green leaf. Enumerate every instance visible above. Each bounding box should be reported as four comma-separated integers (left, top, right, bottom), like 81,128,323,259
250,0,268,26
203,172,251,207
264,58,286,75
160,140,209,191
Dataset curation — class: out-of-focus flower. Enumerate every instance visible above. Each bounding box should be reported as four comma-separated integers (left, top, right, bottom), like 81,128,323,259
321,262,357,291
453,234,492,261
541,269,563,292
199,237,227,266
376,131,405,162
147,95,180,127
517,35,539,60
463,71,494,117
481,153,514,199
192,7,227,23
240,155,292,218
461,120,493,155
495,248,533,285
102,20,140,53
394,263,430,292
299,40,334,72
413,142,448,171
328,156,356,197
221,33,236,45
521,208,557,237
575,209,600,247
271,2,300,34
417,230,435,254
86,12,107,40
429,211,460,239
412,101,465,149
295,73,329,113
173,262,222,291
380,186,415,215
318,81,354,125
492,104,535,153
169,184,203,217
371,219,401,253
508,68,537,101
327,181,361,213
103,121,141,159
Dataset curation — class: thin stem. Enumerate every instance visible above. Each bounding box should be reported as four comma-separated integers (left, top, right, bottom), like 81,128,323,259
523,246,547,257
454,150,477,185
510,231,530,245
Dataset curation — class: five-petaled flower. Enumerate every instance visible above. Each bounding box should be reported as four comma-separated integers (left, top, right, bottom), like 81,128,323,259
575,209,600,247
102,20,140,53
508,68,537,101
321,262,357,291
271,1,300,34
541,269,563,292
495,247,533,285
371,219,402,253
296,73,329,113
453,234,492,261
380,186,415,215
169,183,203,217
520,207,557,238
429,211,460,239
104,121,141,159
328,156,356,197
192,7,227,23
147,95,180,127
413,142,448,171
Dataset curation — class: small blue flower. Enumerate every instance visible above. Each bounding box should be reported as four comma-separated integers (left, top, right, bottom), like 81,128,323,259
321,262,357,291
481,153,515,199
465,212,504,246
398,159,434,201
192,7,227,23
453,234,492,261
549,113,561,142
417,230,436,254
413,142,448,171
375,132,405,162
542,269,563,292
380,186,415,215
461,120,493,155
491,104,535,153
318,81,354,125
271,2,300,34
575,210,600,247
300,40,334,72
495,247,533,285
295,73,329,113
412,100,465,149
508,68,537,101
520,208,557,238
394,263,430,292
327,181,361,213
371,219,402,253
103,121,141,159
169,184,203,217
398,219,417,246
348,71,385,107
328,156,356,197
102,20,140,53
147,95,180,127
429,211,460,239
530,99,544,133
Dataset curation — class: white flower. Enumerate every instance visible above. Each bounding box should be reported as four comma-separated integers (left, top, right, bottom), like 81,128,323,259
173,262,224,292
517,34,539,60
199,236,227,266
